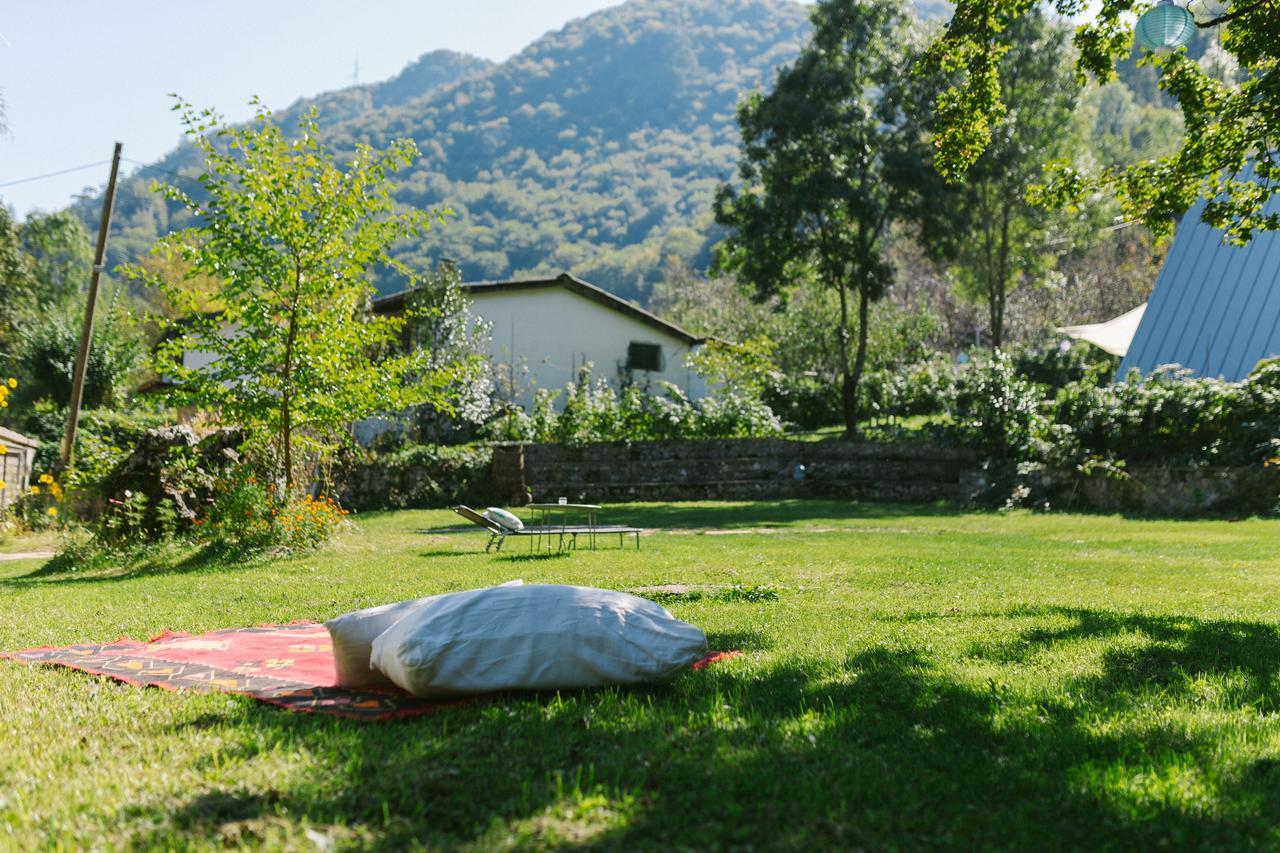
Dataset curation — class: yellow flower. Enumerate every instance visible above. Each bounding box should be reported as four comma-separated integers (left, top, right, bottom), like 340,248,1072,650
46,507,58,517
29,485,39,495
0,445,7,456
0,481,6,490
39,474,53,484
7,378,16,389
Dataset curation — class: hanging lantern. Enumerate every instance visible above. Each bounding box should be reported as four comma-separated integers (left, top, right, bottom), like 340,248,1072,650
1135,0,1197,54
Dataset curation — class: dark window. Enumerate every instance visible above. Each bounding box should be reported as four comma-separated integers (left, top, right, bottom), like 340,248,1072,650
627,341,664,372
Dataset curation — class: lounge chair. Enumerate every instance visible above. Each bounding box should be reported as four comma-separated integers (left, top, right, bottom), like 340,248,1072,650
453,505,642,552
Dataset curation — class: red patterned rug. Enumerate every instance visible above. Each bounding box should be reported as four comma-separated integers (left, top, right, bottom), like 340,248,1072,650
0,622,741,721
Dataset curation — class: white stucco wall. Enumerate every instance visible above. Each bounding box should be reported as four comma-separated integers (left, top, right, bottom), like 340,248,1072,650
472,287,706,409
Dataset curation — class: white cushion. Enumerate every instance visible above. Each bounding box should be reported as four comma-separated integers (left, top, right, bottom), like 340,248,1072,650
325,580,523,688
483,507,524,531
370,584,709,697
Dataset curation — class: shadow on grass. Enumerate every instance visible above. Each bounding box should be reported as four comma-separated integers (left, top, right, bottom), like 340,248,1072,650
118,610,1280,848
413,550,481,560
3,543,267,586
495,551,574,563
597,499,965,531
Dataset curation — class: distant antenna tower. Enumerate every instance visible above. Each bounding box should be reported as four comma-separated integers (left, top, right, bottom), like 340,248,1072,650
352,56,360,86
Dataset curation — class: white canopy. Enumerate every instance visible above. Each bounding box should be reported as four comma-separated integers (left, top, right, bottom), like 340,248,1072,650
1058,303,1147,357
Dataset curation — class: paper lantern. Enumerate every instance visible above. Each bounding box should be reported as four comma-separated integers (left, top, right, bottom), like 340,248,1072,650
1135,0,1196,54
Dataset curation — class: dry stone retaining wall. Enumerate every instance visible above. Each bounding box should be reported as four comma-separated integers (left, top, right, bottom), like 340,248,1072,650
505,439,984,504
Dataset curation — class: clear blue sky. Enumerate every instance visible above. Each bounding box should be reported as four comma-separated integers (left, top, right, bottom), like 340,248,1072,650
0,1,625,218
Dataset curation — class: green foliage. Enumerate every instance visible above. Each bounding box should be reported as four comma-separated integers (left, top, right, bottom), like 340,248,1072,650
716,0,939,435
402,259,494,437
0,206,36,356
920,11,1079,348
12,304,142,412
1045,360,1280,471
927,0,1280,245
140,98,461,489
19,211,93,308
195,467,349,554
491,366,783,445
948,349,1046,460
1011,340,1117,394
685,337,779,397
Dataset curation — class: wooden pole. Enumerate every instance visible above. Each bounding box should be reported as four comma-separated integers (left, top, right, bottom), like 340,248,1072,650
60,142,123,468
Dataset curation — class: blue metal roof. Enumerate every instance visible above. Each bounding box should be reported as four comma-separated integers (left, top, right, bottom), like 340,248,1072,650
1119,199,1280,381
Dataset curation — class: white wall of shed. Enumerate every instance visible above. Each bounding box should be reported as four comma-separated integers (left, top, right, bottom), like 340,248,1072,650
472,288,705,409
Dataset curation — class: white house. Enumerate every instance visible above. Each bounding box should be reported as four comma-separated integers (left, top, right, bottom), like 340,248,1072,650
373,273,709,408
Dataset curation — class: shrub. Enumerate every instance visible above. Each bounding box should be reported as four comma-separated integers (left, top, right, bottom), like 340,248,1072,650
487,366,784,444
1012,340,1117,394
197,467,348,554
15,472,65,530
948,350,1046,460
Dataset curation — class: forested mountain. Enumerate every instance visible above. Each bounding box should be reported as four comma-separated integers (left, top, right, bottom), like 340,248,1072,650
72,0,1185,308
77,0,816,303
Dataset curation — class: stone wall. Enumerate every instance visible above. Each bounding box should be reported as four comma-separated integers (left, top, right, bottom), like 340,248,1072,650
1028,465,1280,517
503,439,984,504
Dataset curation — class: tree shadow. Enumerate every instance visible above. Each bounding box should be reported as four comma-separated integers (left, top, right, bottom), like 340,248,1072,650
117,611,1280,848
599,499,966,531
966,605,1280,713
4,543,276,586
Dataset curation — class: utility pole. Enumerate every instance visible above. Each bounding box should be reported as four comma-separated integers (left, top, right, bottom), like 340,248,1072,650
59,142,122,468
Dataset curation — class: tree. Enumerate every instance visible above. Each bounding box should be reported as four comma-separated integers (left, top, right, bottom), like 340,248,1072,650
714,0,935,436
403,259,493,442
19,210,94,307
926,0,1280,245
143,99,458,489
0,206,36,358
921,11,1078,347
14,306,140,410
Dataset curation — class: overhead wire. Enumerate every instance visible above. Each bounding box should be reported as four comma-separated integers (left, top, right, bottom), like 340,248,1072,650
0,159,112,189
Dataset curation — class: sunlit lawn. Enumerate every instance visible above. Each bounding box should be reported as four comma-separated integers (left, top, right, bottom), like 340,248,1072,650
2,500,1279,849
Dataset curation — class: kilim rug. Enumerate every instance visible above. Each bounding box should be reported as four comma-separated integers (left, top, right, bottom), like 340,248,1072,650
0,622,741,721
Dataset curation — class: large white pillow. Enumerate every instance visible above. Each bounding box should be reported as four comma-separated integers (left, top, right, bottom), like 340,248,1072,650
483,507,524,531
325,580,524,688
369,584,709,697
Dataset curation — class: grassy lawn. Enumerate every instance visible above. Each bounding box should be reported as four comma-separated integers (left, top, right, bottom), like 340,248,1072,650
3,500,1280,849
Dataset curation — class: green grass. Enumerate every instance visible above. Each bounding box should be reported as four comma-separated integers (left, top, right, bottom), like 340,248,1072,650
3,500,1280,849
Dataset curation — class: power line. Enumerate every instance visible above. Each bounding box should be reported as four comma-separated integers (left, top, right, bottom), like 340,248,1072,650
0,159,111,189
121,156,204,190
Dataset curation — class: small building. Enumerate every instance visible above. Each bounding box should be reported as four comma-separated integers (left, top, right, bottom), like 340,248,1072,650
373,273,708,409
1120,197,1280,381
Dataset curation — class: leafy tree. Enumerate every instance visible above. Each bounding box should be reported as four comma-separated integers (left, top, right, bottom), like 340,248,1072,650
13,305,141,410
402,259,494,441
0,206,36,358
926,0,1280,244
19,211,94,307
142,99,458,489
715,0,936,436
921,11,1078,347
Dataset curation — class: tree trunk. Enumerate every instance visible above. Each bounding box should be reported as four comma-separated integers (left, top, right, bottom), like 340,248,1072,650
992,201,1012,349
281,264,303,492
850,285,869,433
837,282,857,438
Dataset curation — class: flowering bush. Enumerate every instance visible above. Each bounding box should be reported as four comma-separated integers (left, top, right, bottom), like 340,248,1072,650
17,473,64,531
197,468,348,554
488,366,783,445
948,350,1046,460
